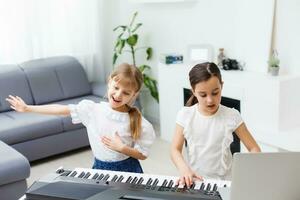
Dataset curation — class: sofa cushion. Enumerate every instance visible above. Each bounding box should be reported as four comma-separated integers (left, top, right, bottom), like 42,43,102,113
0,141,30,185
0,65,34,112
54,95,103,131
0,112,63,145
20,56,92,105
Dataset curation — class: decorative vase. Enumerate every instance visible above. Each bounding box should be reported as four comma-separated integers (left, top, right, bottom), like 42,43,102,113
269,66,279,76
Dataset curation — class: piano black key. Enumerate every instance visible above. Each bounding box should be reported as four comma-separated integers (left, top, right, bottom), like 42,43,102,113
206,183,211,191
97,173,105,180
152,178,159,187
126,176,133,183
83,172,91,179
61,171,71,176
111,175,118,182
200,183,205,190
167,180,174,188
103,174,110,181
190,183,195,189
137,177,144,185
131,177,138,184
117,175,124,182
146,178,153,186
78,172,85,178
213,183,218,191
70,171,77,177
162,179,168,187
92,173,99,179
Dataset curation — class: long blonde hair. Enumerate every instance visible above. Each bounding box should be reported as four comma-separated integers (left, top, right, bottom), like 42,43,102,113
109,63,143,140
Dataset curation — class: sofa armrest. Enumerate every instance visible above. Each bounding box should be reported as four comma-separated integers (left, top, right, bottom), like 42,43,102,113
0,141,30,185
91,82,107,98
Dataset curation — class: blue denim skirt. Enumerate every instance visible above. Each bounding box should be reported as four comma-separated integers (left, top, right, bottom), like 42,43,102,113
92,157,143,173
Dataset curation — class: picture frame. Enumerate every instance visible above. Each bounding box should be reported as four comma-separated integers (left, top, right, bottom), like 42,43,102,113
188,44,213,63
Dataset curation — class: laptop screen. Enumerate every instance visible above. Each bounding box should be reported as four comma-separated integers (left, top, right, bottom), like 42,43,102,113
229,152,300,200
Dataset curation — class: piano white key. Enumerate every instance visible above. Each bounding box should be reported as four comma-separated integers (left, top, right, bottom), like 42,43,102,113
216,180,227,188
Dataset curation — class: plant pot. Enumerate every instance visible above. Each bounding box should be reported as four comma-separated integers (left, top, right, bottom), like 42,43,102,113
269,67,279,76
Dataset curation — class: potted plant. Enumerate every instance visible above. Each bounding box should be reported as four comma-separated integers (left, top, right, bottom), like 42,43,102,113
113,12,159,103
268,49,280,76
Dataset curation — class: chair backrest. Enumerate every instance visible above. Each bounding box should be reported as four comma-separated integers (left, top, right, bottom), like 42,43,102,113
230,132,240,155
221,96,241,155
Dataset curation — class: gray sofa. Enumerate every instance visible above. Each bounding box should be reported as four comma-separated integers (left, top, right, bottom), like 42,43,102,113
0,56,106,162
0,140,30,200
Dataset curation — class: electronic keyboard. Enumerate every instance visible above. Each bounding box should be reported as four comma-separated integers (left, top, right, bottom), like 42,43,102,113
25,167,231,200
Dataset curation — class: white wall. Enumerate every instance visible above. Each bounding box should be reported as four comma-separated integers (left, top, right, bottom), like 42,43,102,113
275,0,300,74
100,0,300,123
102,0,238,122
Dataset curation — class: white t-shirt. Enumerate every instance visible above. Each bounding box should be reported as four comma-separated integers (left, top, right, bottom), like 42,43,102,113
69,100,156,162
176,104,243,180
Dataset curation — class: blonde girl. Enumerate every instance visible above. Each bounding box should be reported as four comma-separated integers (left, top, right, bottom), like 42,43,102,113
7,63,155,173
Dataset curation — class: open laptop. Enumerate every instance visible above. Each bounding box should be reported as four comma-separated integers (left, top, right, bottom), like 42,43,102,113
219,152,300,200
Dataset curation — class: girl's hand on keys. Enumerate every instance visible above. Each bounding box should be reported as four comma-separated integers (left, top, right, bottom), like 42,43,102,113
176,168,203,188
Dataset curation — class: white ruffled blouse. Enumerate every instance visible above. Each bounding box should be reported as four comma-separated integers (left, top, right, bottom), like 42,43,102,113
176,104,243,180
69,100,156,162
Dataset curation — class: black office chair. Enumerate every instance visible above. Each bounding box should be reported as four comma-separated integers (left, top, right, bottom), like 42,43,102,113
230,132,240,155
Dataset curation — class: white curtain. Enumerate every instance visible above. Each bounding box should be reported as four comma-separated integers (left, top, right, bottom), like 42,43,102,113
0,0,104,81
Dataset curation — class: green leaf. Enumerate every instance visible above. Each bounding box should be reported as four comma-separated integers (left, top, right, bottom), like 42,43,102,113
143,74,159,102
117,32,125,39
146,47,153,60
129,12,138,28
118,39,126,54
113,25,127,32
114,39,120,51
113,53,118,65
127,34,138,46
132,23,143,33
138,65,151,73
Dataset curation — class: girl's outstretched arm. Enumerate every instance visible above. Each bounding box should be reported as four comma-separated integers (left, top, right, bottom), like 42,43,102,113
235,123,261,152
6,95,70,116
171,124,202,188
